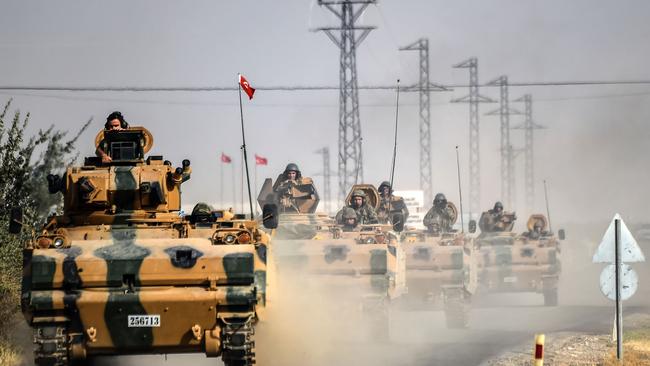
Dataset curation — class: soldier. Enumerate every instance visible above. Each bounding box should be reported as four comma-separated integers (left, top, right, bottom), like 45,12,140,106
376,181,409,225
96,111,130,163
339,207,359,232
479,201,516,232
272,163,304,213
336,189,379,225
190,202,214,225
423,193,455,233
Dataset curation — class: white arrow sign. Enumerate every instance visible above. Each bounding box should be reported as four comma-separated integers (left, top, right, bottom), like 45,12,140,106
593,213,646,263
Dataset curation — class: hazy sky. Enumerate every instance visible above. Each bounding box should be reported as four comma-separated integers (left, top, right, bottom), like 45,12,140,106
1,0,649,225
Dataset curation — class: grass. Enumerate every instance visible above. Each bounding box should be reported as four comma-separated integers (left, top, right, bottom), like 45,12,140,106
603,324,650,365
0,338,21,366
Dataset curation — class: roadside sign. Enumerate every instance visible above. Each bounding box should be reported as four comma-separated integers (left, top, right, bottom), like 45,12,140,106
599,263,639,301
593,213,645,263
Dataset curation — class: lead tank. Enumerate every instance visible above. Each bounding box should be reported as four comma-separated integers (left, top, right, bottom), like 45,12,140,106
15,127,271,365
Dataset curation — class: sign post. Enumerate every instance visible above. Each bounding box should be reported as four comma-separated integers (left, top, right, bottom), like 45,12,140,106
593,214,646,360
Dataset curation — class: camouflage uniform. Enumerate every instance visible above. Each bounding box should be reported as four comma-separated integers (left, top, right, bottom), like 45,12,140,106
376,181,409,225
336,190,379,225
272,163,304,213
479,201,516,232
423,193,455,233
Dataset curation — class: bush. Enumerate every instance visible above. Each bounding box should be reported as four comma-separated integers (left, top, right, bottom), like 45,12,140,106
0,99,90,356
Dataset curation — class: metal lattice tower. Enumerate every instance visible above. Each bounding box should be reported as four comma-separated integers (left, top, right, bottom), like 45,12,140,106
399,38,449,203
317,0,376,200
451,58,495,218
513,94,545,213
314,147,332,213
486,76,521,208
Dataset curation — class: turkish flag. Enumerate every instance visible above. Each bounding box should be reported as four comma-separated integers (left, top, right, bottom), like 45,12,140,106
255,154,268,166
221,153,232,164
239,74,255,100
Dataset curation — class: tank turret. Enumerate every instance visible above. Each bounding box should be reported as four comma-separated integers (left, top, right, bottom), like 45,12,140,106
45,127,191,226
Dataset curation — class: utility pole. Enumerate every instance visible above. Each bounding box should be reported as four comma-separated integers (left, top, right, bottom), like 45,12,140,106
314,147,332,213
513,94,545,213
451,58,495,219
399,38,449,204
485,76,521,208
316,0,376,200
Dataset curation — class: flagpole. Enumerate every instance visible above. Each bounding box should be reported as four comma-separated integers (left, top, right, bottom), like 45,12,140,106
240,148,244,213
231,163,236,211
254,162,258,215
238,76,255,220
220,156,224,207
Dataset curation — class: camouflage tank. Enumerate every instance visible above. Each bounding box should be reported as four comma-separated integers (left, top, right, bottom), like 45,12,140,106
400,201,477,328
475,212,563,306
10,127,273,365
267,184,406,338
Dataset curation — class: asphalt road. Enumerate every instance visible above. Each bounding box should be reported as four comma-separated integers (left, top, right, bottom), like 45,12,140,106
90,300,641,366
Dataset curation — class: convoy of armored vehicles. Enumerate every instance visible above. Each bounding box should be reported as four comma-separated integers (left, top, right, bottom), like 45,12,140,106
6,125,566,365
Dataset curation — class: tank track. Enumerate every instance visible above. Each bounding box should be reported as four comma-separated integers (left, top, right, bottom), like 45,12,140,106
33,323,69,366
221,319,256,366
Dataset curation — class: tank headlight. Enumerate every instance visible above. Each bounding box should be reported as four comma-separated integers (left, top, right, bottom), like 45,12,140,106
224,234,237,244
364,237,376,244
37,237,52,249
237,232,251,244
53,237,65,248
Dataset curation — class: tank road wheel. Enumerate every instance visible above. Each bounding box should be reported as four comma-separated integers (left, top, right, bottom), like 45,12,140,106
33,323,69,366
221,319,256,366
443,288,469,329
543,288,558,307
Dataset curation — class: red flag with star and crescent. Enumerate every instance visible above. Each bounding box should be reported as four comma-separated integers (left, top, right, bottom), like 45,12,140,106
221,153,232,164
255,154,268,166
239,74,255,100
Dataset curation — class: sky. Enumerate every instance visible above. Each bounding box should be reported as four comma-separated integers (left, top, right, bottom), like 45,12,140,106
1,0,649,225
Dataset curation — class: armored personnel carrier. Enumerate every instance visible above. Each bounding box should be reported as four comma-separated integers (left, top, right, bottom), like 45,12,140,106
400,201,477,328
10,127,273,365
475,212,563,306
265,184,406,338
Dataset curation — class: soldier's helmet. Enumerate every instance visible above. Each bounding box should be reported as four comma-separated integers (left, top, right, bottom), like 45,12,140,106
493,201,504,213
433,193,447,207
342,207,358,220
283,163,301,179
191,202,214,223
378,181,392,194
352,189,367,199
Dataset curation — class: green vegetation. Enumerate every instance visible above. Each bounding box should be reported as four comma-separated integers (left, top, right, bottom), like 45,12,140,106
0,99,90,364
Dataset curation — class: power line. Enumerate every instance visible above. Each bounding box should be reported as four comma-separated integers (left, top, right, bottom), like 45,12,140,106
2,79,650,92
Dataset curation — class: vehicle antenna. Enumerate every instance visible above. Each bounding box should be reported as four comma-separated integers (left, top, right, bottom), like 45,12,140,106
456,146,465,233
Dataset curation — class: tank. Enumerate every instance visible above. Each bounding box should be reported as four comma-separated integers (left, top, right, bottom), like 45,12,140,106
400,201,477,328
15,127,272,365
266,184,406,339
474,212,562,306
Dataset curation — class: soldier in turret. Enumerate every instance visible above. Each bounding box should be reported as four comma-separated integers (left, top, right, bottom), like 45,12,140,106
336,189,379,225
96,111,130,163
423,193,455,233
272,163,305,213
376,181,409,225
479,201,517,232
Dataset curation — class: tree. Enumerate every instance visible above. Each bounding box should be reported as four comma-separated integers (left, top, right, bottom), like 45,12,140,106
0,99,90,345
